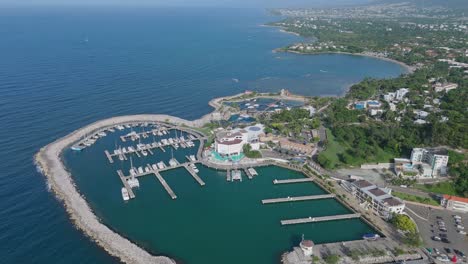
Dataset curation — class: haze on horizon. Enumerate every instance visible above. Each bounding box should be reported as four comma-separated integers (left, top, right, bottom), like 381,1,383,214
0,0,371,8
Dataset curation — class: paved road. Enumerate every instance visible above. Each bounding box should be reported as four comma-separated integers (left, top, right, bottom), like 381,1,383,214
390,185,434,199
406,203,468,262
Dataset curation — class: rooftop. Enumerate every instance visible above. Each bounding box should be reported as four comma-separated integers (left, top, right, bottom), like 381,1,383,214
382,197,404,207
368,188,388,197
352,180,374,189
443,195,468,204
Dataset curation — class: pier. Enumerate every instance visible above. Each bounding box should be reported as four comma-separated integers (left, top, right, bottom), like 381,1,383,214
273,178,314,184
104,150,114,164
183,164,205,186
154,171,177,199
226,169,231,181
262,194,335,204
280,213,361,225
117,170,135,199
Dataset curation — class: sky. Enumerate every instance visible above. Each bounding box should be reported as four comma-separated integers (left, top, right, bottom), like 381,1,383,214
0,0,371,8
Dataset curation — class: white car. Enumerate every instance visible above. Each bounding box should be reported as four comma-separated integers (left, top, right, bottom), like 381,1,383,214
456,225,464,230
437,254,449,262
458,230,467,235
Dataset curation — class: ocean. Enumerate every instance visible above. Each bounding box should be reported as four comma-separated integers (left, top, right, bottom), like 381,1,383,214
0,6,406,264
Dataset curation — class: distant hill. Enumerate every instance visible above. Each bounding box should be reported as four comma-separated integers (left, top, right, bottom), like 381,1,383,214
372,0,468,9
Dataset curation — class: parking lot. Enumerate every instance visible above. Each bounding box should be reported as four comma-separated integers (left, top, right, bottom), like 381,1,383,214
406,203,468,262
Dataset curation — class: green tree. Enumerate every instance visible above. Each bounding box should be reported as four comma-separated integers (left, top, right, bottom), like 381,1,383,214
391,214,416,233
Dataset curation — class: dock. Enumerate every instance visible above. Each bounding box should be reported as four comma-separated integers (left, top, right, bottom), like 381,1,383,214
273,178,314,184
184,164,205,186
280,213,361,225
104,150,114,164
154,171,177,199
226,169,231,181
117,170,135,199
146,148,154,155
262,194,335,204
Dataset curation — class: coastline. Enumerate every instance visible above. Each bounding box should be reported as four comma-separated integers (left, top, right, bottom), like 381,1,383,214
280,49,415,74
269,24,415,74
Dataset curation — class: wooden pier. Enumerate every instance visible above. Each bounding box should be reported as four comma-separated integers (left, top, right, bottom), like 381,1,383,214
104,150,114,164
154,171,177,199
273,178,314,184
183,164,205,186
262,194,335,204
280,213,361,225
117,170,135,199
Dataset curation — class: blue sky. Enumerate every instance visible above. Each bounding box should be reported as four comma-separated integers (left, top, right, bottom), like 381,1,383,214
0,0,371,8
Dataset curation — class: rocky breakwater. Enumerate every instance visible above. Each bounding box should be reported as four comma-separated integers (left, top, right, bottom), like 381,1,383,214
34,114,211,264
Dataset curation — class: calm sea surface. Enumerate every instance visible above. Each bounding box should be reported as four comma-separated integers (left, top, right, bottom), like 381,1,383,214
0,7,405,264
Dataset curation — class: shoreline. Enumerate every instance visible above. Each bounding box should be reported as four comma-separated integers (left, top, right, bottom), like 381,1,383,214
269,24,415,74
279,49,415,74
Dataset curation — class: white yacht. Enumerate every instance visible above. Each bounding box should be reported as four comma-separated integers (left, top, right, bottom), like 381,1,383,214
121,187,130,201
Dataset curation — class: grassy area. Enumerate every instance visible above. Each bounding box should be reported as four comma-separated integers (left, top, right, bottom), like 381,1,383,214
414,181,458,196
320,128,394,169
319,129,345,168
392,191,440,206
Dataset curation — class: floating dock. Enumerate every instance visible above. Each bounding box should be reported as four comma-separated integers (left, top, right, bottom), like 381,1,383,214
273,178,314,184
154,171,177,199
184,164,205,186
262,194,335,204
104,150,114,164
117,170,135,199
226,169,231,182
280,213,361,225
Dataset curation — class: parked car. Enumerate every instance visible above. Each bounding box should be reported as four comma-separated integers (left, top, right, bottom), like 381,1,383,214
434,248,441,255
445,248,452,254
437,254,450,262
441,238,450,243
454,249,465,258
456,225,464,230
458,230,467,235
432,236,442,241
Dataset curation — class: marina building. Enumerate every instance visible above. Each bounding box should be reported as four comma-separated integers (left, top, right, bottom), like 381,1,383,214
214,124,265,156
343,179,405,220
441,195,468,213
278,139,315,156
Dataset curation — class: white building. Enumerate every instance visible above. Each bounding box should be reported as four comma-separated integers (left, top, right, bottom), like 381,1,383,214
214,130,247,156
433,82,458,93
410,148,449,177
302,106,316,117
383,88,409,102
348,180,405,220
441,195,468,213
214,125,264,156
395,88,409,101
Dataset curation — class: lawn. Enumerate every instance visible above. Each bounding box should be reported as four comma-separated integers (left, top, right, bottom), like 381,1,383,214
320,128,394,169
414,181,458,196
320,129,345,168
392,191,440,206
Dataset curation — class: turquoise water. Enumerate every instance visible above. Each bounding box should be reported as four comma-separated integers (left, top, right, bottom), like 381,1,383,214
0,7,405,264
63,128,376,264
